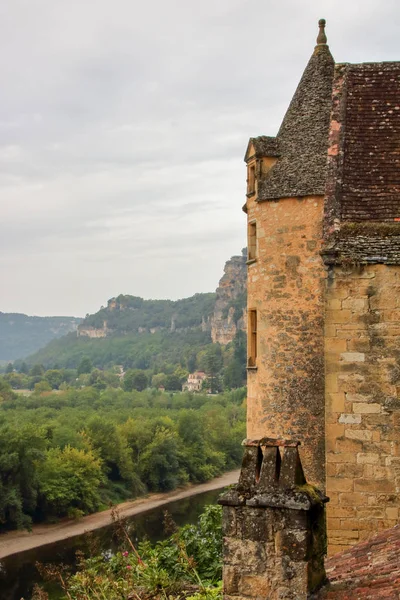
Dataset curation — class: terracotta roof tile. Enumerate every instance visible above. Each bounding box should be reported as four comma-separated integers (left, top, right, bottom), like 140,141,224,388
313,525,400,599
323,62,400,265
341,63,400,222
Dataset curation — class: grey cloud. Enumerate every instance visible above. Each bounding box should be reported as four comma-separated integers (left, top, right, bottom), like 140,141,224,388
0,0,399,315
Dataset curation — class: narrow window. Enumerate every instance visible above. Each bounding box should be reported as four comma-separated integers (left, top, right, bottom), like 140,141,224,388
248,309,257,367
248,221,257,262
247,164,256,195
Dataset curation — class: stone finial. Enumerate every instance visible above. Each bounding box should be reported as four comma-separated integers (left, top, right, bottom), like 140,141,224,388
316,18,327,45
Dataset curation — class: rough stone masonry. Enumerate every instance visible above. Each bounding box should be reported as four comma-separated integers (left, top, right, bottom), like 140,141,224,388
219,439,328,600
243,19,400,554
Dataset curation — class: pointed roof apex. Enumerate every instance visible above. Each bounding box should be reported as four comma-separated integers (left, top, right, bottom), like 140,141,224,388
256,18,334,201
316,18,327,46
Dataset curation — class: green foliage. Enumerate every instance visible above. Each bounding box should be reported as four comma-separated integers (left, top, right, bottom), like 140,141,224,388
19,361,29,374
27,329,214,375
44,369,64,390
30,364,45,377
0,378,18,402
139,427,187,491
35,505,223,600
77,356,93,375
36,446,104,518
202,345,223,394
0,376,246,531
223,331,247,390
165,373,182,391
84,293,216,333
124,369,148,392
33,380,52,394
0,423,46,530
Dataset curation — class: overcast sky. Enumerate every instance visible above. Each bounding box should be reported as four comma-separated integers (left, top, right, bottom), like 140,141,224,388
0,0,399,317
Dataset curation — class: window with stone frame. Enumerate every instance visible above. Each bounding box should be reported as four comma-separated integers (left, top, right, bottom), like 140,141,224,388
247,163,256,195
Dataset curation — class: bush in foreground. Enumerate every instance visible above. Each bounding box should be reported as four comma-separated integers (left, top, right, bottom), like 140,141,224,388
34,505,223,600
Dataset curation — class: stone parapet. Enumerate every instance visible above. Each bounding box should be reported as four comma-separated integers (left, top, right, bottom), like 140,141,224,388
219,439,328,600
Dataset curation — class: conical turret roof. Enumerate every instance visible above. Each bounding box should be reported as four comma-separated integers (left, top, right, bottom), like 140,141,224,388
258,20,335,200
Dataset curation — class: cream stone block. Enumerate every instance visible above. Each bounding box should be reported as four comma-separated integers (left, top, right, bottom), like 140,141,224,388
340,352,365,362
326,310,352,324
327,299,342,309
352,403,381,414
346,393,370,403
326,338,348,354
357,453,380,464
339,414,361,424
386,507,399,519
345,430,372,441
341,298,368,312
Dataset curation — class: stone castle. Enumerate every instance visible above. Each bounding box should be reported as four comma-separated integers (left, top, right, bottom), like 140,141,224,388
243,19,400,557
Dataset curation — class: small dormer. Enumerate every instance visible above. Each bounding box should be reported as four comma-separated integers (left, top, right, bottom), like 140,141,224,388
244,136,280,200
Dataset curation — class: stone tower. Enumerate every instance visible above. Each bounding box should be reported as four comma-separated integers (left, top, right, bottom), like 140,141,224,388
244,20,400,553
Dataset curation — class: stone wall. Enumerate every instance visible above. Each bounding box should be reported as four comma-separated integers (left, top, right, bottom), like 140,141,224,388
325,263,400,555
246,194,326,488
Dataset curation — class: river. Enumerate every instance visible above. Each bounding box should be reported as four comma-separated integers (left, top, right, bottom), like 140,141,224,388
0,472,238,600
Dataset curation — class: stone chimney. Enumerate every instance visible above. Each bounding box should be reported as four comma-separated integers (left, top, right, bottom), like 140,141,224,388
219,439,328,600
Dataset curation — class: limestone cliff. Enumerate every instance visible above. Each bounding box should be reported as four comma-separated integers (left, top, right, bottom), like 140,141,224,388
211,249,247,344
76,252,247,344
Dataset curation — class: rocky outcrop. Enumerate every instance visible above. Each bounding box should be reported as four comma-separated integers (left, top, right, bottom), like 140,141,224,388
76,252,247,345
77,322,108,338
211,249,247,344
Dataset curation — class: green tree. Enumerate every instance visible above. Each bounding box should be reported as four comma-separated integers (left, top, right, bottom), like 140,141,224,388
34,380,52,394
0,423,46,530
85,417,138,488
4,372,26,390
123,369,148,392
223,359,244,389
151,373,166,388
30,364,45,377
187,352,197,373
89,369,107,391
132,371,148,392
77,357,93,375
6,363,13,374
19,362,29,374
0,377,18,402
37,446,104,517
164,374,181,391
139,427,186,491
45,369,64,390
203,345,223,393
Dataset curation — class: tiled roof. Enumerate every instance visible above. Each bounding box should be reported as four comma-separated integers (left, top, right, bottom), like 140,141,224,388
323,61,400,265
244,136,280,161
313,525,400,599
341,63,400,222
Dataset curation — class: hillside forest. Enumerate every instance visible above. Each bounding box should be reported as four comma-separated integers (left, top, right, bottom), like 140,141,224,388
0,252,248,534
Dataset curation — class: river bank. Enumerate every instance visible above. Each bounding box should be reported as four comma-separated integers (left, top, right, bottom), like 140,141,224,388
0,469,239,560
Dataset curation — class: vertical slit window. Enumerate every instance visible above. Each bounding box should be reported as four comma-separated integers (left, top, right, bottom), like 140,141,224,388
248,221,257,261
248,309,257,367
247,164,255,194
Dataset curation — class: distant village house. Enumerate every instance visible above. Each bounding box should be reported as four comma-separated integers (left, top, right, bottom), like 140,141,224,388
182,371,206,392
